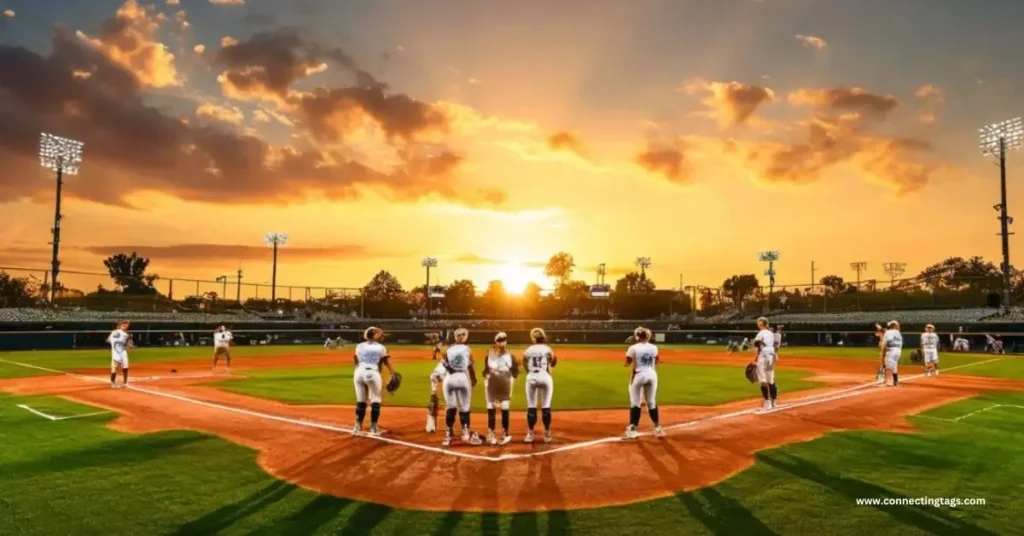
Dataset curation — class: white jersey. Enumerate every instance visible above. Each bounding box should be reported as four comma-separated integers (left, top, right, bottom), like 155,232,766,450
354,341,388,370
486,349,513,372
754,329,776,358
921,333,939,350
214,331,233,348
107,329,128,354
523,344,555,373
445,344,472,372
883,330,903,353
626,342,658,372
773,332,782,348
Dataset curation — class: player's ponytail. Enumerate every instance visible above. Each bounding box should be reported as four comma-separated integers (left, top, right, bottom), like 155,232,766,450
530,328,547,344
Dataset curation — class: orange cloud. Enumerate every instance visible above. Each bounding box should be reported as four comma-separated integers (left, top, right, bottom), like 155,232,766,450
75,0,181,88
795,34,828,51
209,0,245,5
635,137,690,183
788,87,898,119
685,79,775,127
2,9,14,18
914,84,945,124
196,103,244,124
546,131,584,154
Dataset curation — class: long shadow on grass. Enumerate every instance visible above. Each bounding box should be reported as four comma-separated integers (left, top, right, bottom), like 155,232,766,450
759,451,999,535
638,440,777,535
0,433,211,478
173,480,298,535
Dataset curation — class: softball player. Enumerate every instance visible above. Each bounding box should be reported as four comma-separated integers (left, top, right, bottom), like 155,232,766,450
352,327,398,436
881,321,903,386
623,327,663,439
483,332,517,445
425,358,448,433
921,324,940,377
106,321,131,388
523,327,556,444
752,317,778,410
212,326,233,371
442,328,482,446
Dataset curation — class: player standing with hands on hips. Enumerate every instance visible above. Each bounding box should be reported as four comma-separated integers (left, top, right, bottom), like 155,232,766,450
352,327,397,436
107,321,131,388
881,321,903,386
212,326,233,372
523,328,557,444
623,327,664,439
442,328,482,446
752,318,778,410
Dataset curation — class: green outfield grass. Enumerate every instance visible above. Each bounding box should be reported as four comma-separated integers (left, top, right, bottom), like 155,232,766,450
210,360,823,410
1,389,1020,534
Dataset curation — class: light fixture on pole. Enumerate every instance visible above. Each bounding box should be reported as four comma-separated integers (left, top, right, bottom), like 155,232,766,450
881,262,907,289
421,256,438,319
849,262,867,289
216,275,228,298
980,116,1022,307
264,232,288,303
635,257,651,277
38,133,84,305
759,251,779,311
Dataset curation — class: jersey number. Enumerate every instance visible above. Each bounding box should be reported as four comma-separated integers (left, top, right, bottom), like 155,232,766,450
638,354,655,367
450,355,467,369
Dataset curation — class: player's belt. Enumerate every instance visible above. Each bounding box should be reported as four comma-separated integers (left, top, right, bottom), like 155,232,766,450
529,368,545,373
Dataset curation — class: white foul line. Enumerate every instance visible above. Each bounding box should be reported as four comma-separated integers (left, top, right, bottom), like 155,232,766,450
17,404,110,421
0,356,1011,462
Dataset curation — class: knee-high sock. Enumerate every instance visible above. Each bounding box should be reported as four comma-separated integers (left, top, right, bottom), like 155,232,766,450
630,406,641,427
487,408,496,431
501,409,510,432
123,368,129,384
648,407,659,426
527,408,537,430
760,385,769,399
893,373,899,386
110,372,117,384
355,402,367,424
459,411,471,429
769,383,777,400
541,408,552,430
370,402,381,425
445,408,457,430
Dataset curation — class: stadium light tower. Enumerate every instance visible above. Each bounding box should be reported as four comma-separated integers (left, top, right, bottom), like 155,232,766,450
264,233,288,303
882,262,907,289
38,133,84,305
979,116,1022,307
850,262,868,289
635,257,651,277
759,251,779,310
422,256,438,320
596,263,606,285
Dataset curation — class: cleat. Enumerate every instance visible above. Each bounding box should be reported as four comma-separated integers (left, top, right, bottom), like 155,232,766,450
524,431,534,444
352,421,361,436
770,399,777,409
369,424,380,436
624,425,639,440
653,426,665,438
110,383,118,389
468,432,483,446
461,430,470,443
500,433,512,446
544,430,553,444
425,415,436,433
487,431,497,446
442,433,452,447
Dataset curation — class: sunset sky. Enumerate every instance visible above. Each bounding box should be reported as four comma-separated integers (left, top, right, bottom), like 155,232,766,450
1,0,1023,296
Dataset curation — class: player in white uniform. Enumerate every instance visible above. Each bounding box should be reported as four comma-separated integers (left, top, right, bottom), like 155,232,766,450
752,318,778,410
106,321,131,388
523,327,557,444
772,326,783,355
352,327,398,436
623,327,663,439
881,321,903,387
426,355,449,433
483,332,518,445
442,328,482,446
213,326,233,371
921,324,940,377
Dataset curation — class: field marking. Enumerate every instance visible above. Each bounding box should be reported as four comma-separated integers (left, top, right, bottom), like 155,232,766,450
917,403,1024,425
0,356,1011,462
17,404,110,421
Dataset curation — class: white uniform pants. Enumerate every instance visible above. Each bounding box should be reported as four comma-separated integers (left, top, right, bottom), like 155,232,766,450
485,371,514,410
629,369,658,409
756,354,776,384
884,350,901,374
924,349,939,364
525,371,553,409
443,372,472,413
353,366,382,404
111,351,129,373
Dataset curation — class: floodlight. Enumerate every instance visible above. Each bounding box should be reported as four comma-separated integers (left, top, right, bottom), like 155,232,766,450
264,232,289,246
979,117,1023,157
635,257,651,269
39,133,84,175
758,251,780,262
421,256,438,268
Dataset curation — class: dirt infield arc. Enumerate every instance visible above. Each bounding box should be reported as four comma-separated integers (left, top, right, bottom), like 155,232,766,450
1,349,1022,513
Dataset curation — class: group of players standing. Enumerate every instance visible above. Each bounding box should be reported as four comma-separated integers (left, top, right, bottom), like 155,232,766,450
351,325,666,446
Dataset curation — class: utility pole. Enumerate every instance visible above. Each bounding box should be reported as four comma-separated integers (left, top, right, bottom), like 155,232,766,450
422,257,438,319
236,268,243,303
39,133,84,305
759,251,779,312
811,261,816,290
264,232,288,304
